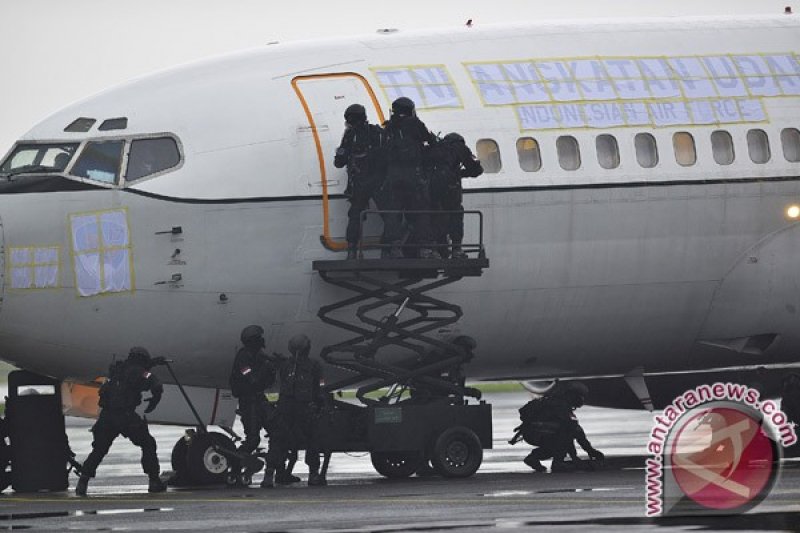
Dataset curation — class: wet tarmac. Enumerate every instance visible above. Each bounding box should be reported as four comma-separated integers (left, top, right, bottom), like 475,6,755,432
1,392,799,532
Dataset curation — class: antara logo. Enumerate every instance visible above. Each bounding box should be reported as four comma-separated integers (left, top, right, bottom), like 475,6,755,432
645,383,796,517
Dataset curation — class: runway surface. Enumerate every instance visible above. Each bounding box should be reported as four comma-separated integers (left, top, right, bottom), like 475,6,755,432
1,392,799,532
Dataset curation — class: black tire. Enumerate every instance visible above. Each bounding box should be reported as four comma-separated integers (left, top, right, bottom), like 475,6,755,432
168,437,193,486
185,432,236,485
370,451,423,479
430,426,483,478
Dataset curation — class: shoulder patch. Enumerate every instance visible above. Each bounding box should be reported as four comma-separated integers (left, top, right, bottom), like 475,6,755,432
143,371,152,379
241,367,252,375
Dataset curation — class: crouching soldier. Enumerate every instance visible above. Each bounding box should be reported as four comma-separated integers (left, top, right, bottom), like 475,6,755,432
230,325,288,488
510,381,604,473
76,347,166,496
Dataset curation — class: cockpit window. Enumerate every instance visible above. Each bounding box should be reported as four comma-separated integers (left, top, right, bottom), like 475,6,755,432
99,117,128,131
0,143,79,177
70,140,125,184
126,137,180,181
65,118,96,133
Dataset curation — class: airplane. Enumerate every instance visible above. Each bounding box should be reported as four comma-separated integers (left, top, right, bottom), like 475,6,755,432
1,13,799,481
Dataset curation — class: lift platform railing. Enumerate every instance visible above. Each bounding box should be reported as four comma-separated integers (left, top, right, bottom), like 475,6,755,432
356,209,486,260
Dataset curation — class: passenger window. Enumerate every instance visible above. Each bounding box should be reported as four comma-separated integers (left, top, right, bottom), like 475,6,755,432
672,132,696,167
781,128,800,162
476,139,501,173
516,137,541,172
747,129,771,164
556,136,581,171
70,141,125,184
596,134,619,170
635,133,658,168
126,137,181,181
711,130,735,166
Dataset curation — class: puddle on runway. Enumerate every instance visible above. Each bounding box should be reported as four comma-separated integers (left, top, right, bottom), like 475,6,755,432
0,507,173,521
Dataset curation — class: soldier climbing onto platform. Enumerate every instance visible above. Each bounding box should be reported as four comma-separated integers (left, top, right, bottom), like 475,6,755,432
381,96,439,259
229,325,289,488
334,104,386,260
428,132,483,259
509,381,604,473
75,347,167,496
277,334,329,486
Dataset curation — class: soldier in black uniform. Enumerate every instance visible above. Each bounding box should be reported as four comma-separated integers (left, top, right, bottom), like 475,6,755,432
781,373,800,457
76,347,166,496
381,96,438,258
229,325,289,488
511,382,604,473
334,104,386,260
277,334,327,486
428,133,483,259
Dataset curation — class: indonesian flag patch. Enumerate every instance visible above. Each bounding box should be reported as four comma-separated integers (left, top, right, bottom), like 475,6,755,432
241,367,252,375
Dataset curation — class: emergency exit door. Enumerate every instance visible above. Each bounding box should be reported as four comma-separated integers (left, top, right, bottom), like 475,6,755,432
292,73,385,250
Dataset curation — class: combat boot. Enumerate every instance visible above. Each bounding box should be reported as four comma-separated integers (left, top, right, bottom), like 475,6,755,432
451,246,467,260
346,245,358,260
75,474,90,496
275,470,301,485
523,455,547,473
308,471,327,486
148,474,167,493
260,468,275,488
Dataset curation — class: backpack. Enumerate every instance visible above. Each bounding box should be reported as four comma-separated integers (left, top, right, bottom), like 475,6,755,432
516,397,561,446
385,122,422,167
98,361,132,409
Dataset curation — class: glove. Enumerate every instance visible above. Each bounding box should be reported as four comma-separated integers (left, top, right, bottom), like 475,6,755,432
144,392,162,414
588,448,605,461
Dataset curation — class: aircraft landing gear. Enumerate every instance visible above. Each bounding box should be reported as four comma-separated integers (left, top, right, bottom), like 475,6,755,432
170,430,238,486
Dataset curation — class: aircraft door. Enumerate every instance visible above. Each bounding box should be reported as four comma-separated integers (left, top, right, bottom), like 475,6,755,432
292,73,385,250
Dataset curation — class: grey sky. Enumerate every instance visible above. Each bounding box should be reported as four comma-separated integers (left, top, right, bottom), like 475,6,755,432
0,0,795,152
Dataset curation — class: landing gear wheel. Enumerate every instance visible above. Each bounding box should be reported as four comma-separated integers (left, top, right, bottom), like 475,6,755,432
370,451,423,479
430,426,483,478
169,438,191,486
185,432,236,485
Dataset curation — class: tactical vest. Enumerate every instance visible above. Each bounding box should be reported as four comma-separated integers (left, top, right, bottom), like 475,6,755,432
98,361,147,411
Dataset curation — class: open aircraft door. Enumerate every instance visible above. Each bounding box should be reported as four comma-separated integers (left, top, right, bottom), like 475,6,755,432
292,73,385,250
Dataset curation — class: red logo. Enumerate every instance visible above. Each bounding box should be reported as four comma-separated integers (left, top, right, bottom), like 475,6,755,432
670,406,777,512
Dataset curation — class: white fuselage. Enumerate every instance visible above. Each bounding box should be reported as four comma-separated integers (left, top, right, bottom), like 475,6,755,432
1,16,799,397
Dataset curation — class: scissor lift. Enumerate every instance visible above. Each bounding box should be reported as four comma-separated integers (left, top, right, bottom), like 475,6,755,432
310,210,492,478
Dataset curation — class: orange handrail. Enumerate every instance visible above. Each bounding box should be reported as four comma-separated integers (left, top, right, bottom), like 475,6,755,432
291,73,386,251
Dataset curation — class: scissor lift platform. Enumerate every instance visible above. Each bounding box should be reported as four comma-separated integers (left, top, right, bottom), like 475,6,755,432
310,211,492,479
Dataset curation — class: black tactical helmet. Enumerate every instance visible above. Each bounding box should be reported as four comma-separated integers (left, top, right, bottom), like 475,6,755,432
344,104,367,125
564,381,589,407
288,333,311,357
391,96,415,115
443,132,465,144
453,335,477,350
240,325,265,344
127,346,151,366
783,373,800,389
